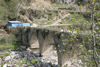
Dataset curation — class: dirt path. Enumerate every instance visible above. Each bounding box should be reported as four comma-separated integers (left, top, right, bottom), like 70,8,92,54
52,13,70,25
30,13,70,27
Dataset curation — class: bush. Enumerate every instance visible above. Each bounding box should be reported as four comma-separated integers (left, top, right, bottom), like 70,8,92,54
27,62,31,66
32,59,35,64
0,56,3,59
5,53,10,56
0,34,17,45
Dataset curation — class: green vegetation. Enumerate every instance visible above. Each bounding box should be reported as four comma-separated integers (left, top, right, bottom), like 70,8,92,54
54,5,68,8
35,59,39,63
60,0,100,67
0,0,20,25
32,59,35,64
62,13,88,24
1,62,6,67
32,59,39,64
0,53,40,67
0,56,3,59
53,5,76,10
16,58,27,67
27,62,31,66
34,20,52,25
0,27,25,51
0,34,20,51
0,44,20,51
0,0,100,67
4,53,10,56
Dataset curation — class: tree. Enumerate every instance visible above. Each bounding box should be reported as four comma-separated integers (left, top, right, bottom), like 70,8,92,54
88,0,99,66
61,0,100,67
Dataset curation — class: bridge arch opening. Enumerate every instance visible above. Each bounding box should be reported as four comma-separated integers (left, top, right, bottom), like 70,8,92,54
61,42,80,67
41,34,58,64
29,32,39,48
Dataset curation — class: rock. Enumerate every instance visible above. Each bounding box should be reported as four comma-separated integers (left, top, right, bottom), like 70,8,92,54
3,64,7,67
27,48,31,51
60,29,64,32
4,56,11,61
7,64,12,67
8,49,11,52
12,64,19,67
37,61,41,67
32,55,36,59
54,51,57,56
10,55,16,59
1,51,58,67
12,64,18,67
78,59,82,64
47,61,50,63
20,46,26,49
54,62,58,65
28,66,35,67
35,53,40,57
44,23,47,25
29,57,33,61
0,58,2,64
41,59,44,62
11,52,15,55
24,54,28,57
47,65,51,67
22,64,27,67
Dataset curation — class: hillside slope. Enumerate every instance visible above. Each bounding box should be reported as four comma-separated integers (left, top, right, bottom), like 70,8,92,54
21,0,53,9
30,0,52,9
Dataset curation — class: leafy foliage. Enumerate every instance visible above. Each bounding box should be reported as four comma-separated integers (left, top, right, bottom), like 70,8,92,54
0,0,20,25
61,0,100,67
27,62,31,66
4,53,10,56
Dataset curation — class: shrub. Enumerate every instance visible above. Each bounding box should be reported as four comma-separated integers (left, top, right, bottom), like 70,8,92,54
0,56,3,59
35,59,38,62
5,53,10,56
27,62,30,66
32,59,35,64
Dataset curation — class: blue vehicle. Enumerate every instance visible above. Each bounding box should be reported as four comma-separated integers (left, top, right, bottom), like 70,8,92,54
8,21,30,27
22,23,30,26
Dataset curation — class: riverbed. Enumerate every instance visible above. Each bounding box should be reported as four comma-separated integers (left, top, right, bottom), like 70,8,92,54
0,48,58,67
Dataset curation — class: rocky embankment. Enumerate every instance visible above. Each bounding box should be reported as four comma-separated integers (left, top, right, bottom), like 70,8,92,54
0,51,58,67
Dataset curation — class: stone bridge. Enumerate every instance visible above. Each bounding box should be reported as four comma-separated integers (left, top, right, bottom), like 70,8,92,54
21,27,79,67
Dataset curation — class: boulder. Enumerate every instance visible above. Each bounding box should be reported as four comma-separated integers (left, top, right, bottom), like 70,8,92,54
28,66,35,67
4,56,11,61
3,64,7,67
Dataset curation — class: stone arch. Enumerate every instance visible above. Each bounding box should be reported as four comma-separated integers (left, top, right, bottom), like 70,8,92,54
29,31,39,48
41,34,58,64
41,34,57,56
62,50,79,67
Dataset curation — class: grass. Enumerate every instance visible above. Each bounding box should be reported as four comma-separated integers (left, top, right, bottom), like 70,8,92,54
34,20,53,25
34,9,89,27
0,43,20,51
61,13,88,25
26,8,45,11
34,12,89,29
0,34,21,51
54,5,68,8
53,5,77,10
34,11,58,25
